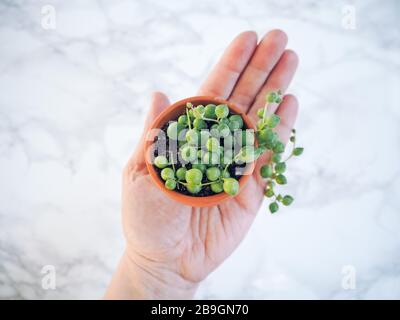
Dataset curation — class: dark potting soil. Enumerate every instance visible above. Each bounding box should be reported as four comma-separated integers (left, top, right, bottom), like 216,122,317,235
152,109,247,197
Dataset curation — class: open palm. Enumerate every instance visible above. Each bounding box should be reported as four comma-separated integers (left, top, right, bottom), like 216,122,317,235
108,30,299,299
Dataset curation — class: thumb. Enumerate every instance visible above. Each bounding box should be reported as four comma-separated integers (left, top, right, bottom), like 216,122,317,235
130,91,170,168
143,91,171,133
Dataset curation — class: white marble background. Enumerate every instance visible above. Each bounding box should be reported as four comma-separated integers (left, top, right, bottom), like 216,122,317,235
0,0,399,299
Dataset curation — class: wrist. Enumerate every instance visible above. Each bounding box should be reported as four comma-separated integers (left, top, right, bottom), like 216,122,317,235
105,250,198,300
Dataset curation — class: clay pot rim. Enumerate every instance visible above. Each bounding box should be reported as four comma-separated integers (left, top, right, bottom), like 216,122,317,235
144,96,256,207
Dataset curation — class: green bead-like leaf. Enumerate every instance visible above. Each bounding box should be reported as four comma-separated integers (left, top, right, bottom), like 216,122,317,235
257,128,274,144
275,162,286,174
165,179,176,190
223,178,239,196
266,92,278,103
167,121,184,140
257,108,266,118
229,115,244,129
204,104,217,119
215,104,229,119
269,202,279,213
273,141,285,154
211,181,224,193
193,105,205,119
176,167,187,181
228,120,240,131
185,129,198,144
178,115,188,126
260,165,273,178
275,174,287,185
264,188,274,198
154,155,169,169
185,168,203,184
206,167,221,182
220,118,229,125
161,168,175,181
265,114,280,128
206,137,220,152
293,147,304,156
271,153,281,163
193,118,207,130
282,195,294,206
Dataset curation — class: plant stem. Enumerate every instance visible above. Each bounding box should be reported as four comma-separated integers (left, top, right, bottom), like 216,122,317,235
200,181,214,186
262,102,269,122
202,117,219,123
186,108,192,130
223,163,230,175
283,132,297,162
258,101,270,130
265,179,279,202
177,180,213,187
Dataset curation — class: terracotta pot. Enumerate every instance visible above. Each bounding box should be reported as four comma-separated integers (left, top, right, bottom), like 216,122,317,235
145,96,256,207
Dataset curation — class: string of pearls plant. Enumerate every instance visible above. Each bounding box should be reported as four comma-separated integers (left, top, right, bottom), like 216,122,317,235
153,91,303,213
255,91,304,213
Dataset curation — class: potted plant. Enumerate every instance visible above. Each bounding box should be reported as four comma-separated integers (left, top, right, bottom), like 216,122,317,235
145,91,303,212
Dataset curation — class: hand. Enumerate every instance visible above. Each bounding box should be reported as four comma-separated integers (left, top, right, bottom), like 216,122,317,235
105,30,299,299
